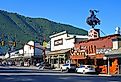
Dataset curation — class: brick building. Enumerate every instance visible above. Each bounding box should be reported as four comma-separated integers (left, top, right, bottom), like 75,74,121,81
70,28,121,74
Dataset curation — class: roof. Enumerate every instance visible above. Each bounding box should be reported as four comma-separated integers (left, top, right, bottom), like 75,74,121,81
105,47,121,58
48,48,70,55
79,34,120,43
50,31,67,38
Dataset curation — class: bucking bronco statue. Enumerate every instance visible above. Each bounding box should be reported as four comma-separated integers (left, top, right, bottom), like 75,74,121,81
86,10,101,28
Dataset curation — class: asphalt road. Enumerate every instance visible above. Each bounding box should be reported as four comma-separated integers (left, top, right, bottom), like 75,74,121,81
0,66,121,82
0,75,121,82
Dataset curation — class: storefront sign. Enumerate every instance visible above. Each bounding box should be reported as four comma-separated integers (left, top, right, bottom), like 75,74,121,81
96,48,111,54
54,38,63,46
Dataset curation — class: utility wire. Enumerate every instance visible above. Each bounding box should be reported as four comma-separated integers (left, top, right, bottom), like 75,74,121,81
100,29,106,36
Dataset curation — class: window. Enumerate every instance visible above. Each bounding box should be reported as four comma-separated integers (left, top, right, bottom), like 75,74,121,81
94,35,97,37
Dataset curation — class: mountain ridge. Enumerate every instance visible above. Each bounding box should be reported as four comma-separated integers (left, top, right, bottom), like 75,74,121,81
0,10,88,53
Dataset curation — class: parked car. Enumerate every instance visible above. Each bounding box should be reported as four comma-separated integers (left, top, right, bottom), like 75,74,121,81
76,65,96,74
60,63,76,72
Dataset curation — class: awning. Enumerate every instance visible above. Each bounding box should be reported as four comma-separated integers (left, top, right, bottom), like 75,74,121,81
48,48,70,55
105,47,121,58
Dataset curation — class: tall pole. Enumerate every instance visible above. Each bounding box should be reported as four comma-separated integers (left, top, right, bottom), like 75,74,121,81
43,36,47,63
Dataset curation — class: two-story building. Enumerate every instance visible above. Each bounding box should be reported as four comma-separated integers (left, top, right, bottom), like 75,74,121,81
23,41,43,66
4,41,43,66
46,31,88,68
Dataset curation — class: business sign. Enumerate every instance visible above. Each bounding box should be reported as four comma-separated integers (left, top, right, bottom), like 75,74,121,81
54,38,63,46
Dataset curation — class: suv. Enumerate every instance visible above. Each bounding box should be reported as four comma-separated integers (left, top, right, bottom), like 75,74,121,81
60,64,76,72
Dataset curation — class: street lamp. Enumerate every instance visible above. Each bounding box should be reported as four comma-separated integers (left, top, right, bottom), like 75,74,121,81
103,56,110,75
103,56,107,60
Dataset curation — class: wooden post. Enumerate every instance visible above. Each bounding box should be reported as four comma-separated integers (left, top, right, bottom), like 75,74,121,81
94,55,97,66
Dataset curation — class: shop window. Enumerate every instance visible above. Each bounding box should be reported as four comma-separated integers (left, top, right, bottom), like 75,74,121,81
54,59,58,64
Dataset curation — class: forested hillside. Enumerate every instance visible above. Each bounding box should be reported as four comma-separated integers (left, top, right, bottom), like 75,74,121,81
0,10,88,53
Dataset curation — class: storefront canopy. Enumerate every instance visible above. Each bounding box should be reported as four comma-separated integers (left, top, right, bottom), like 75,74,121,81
48,49,70,55
105,47,121,58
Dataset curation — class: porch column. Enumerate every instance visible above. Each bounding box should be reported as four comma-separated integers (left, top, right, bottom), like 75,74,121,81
64,54,65,64
49,56,50,64
77,59,78,66
58,55,60,68
94,55,97,66
107,57,110,75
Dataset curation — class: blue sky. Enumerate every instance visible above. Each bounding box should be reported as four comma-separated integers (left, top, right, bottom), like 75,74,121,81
0,0,121,36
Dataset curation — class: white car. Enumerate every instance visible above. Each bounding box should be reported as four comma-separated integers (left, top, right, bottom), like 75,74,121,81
60,64,76,72
76,65,96,74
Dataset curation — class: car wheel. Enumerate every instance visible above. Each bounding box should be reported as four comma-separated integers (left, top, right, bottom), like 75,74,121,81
65,68,69,72
83,70,85,74
61,68,63,72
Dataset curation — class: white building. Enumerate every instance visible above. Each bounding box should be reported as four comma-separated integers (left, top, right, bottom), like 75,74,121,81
10,49,23,59
24,41,43,57
3,41,43,66
23,41,43,65
50,31,88,51
47,31,88,68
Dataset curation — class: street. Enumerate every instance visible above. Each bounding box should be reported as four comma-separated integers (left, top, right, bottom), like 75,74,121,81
0,75,121,82
0,66,121,82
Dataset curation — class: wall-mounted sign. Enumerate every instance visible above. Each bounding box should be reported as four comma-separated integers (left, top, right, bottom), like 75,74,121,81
54,38,63,46
96,48,111,54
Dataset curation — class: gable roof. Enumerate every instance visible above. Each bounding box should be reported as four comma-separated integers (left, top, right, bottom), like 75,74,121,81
79,34,120,43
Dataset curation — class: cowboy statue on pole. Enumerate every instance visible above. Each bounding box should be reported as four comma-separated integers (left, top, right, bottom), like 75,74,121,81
86,10,101,28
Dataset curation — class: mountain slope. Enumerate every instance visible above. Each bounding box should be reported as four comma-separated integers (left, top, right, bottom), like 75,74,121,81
0,10,87,53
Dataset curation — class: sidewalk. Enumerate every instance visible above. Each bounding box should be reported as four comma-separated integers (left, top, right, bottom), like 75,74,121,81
5,66,39,70
98,74,121,76
52,68,61,71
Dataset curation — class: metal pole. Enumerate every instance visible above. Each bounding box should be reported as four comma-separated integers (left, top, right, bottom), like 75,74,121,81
107,57,110,75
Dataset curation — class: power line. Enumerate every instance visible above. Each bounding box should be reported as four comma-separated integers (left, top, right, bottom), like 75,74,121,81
100,29,106,36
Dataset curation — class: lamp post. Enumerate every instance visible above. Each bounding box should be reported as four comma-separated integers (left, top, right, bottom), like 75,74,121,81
103,56,107,60
107,57,110,75
103,56,110,75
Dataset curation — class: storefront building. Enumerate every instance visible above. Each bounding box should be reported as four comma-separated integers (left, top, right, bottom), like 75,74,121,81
70,28,121,74
4,41,43,66
47,31,88,68
23,41,43,66
105,38,121,75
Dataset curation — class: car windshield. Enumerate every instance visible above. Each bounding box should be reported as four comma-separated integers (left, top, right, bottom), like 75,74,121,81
63,64,69,66
80,65,85,68
87,66,93,68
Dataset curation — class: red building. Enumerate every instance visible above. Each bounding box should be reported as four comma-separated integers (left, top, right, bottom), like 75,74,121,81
70,28,120,74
